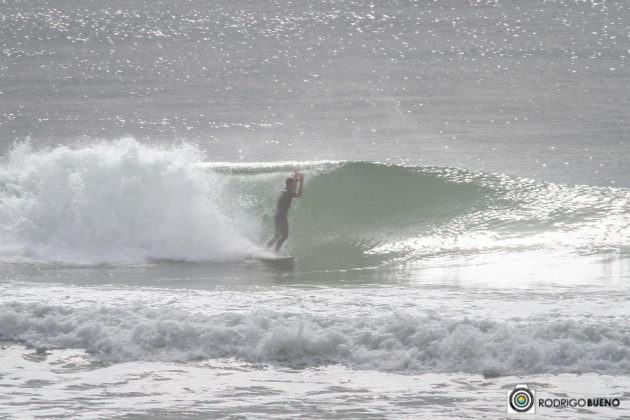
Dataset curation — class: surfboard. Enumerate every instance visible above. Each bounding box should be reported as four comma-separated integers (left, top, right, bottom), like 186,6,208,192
258,255,294,263
253,251,295,265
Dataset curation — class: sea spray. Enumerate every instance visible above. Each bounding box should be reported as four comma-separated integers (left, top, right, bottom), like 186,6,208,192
0,138,256,263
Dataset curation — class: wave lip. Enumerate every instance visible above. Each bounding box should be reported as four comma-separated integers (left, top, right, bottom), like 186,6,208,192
1,302,629,377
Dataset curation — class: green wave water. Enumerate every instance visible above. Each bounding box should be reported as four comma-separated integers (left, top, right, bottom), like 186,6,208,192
214,160,630,270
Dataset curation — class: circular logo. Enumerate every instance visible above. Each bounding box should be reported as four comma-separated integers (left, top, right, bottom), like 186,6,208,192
509,386,534,413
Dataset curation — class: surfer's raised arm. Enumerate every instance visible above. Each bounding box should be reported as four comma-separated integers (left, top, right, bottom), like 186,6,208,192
293,173,304,198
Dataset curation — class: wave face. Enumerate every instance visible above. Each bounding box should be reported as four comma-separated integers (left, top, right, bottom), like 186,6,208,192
212,158,630,270
1,301,629,376
0,139,628,265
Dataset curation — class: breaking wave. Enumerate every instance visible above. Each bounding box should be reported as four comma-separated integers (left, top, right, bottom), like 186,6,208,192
0,138,628,266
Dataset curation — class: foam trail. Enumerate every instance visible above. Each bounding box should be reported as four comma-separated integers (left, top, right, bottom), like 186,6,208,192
0,138,256,264
0,301,628,377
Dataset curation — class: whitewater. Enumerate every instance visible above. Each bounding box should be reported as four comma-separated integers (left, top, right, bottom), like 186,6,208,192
1,0,629,418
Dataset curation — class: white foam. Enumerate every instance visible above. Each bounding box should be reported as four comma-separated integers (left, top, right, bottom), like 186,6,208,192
196,160,343,171
1,301,628,376
0,138,256,264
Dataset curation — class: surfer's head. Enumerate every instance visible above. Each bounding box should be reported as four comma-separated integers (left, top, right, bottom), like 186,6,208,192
285,177,296,191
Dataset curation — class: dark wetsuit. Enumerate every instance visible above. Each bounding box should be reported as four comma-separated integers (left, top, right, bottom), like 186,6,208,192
267,189,293,251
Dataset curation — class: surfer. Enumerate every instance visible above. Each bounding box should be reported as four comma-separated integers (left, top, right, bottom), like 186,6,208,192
267,171,304,252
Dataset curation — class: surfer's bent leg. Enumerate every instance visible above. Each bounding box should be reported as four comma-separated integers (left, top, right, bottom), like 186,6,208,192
267,215,282,248
274,216,289,251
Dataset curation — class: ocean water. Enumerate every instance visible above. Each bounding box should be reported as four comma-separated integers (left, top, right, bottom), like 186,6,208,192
1,0,629,418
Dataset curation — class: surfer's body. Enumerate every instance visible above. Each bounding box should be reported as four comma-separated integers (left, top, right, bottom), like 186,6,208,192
267,172,304,252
